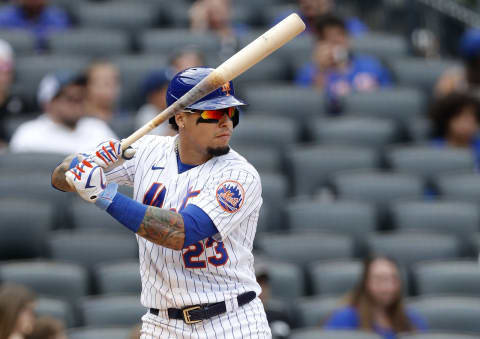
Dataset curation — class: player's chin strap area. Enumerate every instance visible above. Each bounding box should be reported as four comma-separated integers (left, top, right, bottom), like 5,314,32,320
150,291,256,324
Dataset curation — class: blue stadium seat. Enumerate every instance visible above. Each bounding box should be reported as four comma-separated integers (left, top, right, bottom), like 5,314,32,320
308,260,362,296
36,297,76,328
80,295,144,327
68,327,131,339
94,261,141,295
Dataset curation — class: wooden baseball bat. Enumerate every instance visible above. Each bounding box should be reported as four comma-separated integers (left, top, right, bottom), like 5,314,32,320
121,13,306,149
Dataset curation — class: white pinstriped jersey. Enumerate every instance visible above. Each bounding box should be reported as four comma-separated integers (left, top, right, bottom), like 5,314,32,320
105,135,263,310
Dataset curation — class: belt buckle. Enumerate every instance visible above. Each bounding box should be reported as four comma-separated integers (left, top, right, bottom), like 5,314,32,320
182,305,202,324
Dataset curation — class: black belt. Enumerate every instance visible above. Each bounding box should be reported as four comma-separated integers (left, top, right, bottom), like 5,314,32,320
149,291,256,324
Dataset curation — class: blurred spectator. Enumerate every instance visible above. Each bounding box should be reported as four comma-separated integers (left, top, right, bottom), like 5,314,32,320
256,262,292,339
295,15,391,114
0,38,27,148
135,69,176,136
296,0,366,37
436,28,480,97
25,316,66,339
429,92,480,169
84,61,121,122
9,71,117,154
324,256,427,339
128,324,141,339
0,0,70,50
189,0,248,60
169,47,206,73
0,284,36,339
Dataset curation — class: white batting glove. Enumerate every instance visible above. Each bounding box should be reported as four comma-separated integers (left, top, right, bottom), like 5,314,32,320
65,155,107,203
89,139,136,172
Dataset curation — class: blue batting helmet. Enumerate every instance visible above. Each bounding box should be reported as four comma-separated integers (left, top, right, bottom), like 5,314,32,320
166,67,245,128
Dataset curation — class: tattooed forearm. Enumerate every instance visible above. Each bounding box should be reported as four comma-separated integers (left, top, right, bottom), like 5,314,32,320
137,206,185,250
51,154,77,192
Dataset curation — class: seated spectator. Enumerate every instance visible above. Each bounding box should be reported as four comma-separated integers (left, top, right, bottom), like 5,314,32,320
84,61,121,122
429,92,480,169
169,47,206,73
324,256,427,339
0,0,70,50
295,15,391,114
26,316,66,339
0,38,27,149
0,284,36,339
9,71,117,154
436,29,480,97
189,0,248,60
297,0,366,37
129,324,141,339
135,69,176,136
256,262,292,339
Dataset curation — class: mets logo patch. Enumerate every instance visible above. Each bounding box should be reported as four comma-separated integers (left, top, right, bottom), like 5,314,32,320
216,180,245,213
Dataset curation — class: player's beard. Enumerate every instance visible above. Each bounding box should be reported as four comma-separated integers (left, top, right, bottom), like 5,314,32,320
207,145,230,157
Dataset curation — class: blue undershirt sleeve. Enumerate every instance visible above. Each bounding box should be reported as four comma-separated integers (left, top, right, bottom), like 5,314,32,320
181,204,219,248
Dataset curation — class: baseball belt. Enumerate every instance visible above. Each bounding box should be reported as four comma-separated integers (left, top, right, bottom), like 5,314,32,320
149,291,256,324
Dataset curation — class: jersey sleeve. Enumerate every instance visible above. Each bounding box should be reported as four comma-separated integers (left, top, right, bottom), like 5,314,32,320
188,168,262,240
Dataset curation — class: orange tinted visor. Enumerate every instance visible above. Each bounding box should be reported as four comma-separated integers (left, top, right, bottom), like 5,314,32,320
199,107,235,120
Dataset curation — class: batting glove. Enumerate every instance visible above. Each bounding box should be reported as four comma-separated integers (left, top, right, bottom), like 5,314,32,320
65,155,107,203
89,139,136,172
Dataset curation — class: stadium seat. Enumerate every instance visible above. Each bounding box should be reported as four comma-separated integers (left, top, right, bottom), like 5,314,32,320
229,115,300,149
95,261,141,295
232,145,283,174
111,54,168,110
36,297,76,328
388,57,458,93
71,197,131,235
80,295,144,327
243,85,325,122
406,118,432,143
0,29,35,55
398,333,480,339
235,54,290,86
0,198,51,259
351,32,408,60
408,296,480,334
285,199,375,254
290,328,382,339
15,55,89,107
256,257,305,298
344,88,426,128
68,327,131,339
47,231,138,271
294,296,341,328
435,172,480,203
286,145,379,196
386,146,475,180
332,170,424,205
390,201,479,249
309,117,398,148
0,152,66,171
139,29,219,61
0,261,88,302
263,5,300,29
256,232,353,267
413,260,480,296
367,232,460,267
76,2,159,32
48,29,130,58
258,173,289,231
308,260,362,296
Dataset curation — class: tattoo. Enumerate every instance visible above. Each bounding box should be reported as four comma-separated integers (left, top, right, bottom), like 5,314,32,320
51,154,76,192
137,206,185,250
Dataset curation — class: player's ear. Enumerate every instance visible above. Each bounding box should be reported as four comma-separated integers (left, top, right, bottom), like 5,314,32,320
175,113,187,129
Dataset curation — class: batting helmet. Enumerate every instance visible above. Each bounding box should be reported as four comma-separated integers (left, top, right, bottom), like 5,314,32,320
166,67,245,129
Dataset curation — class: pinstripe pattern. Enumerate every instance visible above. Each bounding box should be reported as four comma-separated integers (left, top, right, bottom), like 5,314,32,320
106,135,270,337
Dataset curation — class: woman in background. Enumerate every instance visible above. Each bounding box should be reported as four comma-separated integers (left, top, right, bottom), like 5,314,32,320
324,256,426,339
0,284,36,339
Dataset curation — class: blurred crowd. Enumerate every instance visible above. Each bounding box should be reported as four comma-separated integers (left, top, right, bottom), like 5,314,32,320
1,0,480,339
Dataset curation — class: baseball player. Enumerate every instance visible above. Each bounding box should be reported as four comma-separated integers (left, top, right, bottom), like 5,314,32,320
52,67,271,338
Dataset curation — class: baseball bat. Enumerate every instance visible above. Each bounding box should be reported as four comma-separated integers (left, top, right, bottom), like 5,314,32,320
121,13,306,150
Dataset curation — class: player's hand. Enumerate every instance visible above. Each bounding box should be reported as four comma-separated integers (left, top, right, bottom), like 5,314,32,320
65,155,107,203
89,139,136,172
